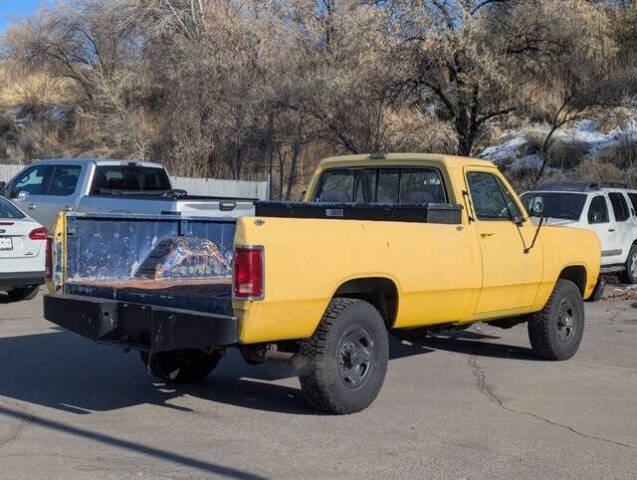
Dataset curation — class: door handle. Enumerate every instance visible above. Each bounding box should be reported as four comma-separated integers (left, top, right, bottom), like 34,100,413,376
480,233,494,238
609,229,615,232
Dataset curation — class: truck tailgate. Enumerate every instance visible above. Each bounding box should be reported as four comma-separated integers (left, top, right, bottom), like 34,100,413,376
45,213,238,351
63,213,236,313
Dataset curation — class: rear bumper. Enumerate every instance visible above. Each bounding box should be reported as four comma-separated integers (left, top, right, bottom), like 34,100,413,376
0,271,45,289
43,294,239,352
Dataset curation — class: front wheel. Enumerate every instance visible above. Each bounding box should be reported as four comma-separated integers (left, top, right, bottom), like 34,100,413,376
620,244,637,284
298,298,389,414
528,279,584,360
139,349,223,383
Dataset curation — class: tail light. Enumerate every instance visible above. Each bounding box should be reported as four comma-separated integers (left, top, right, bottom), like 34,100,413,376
29,227,48,240
45,236,53,279
234,247,264,299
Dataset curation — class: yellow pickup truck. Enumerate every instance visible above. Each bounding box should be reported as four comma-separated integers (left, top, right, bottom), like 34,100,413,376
43,153,602,414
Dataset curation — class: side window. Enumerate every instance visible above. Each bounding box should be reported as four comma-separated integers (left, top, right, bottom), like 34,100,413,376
9,165,51,198
466,171,522,221
608,192,629,222
48,165,81,196
399,169,447,204
588,196,609,224
628,193,637,216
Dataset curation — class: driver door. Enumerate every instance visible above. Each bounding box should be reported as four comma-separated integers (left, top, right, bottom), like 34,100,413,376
465,168,543,315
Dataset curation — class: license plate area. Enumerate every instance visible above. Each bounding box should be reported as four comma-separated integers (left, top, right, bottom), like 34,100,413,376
0,237,13,251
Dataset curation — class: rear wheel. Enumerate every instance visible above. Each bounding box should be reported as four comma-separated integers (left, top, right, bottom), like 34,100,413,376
6,286,39,302
619,244,637,284
139,349,223,383
528,279,584,360
298,298,389,414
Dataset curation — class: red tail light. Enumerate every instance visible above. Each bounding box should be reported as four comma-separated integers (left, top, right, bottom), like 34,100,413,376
234,247,264,298
0,222,14,226
29,227,48,240
45,236,53,279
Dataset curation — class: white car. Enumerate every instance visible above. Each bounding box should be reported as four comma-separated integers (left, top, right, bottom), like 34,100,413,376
521,182,637,284
0,196,47,301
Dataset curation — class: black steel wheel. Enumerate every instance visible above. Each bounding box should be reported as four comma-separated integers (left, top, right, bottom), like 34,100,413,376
336,324,375,390
140,349,223,383
298,298,389,414
528,279,584,360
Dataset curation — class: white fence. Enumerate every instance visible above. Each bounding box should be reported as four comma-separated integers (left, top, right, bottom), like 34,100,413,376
0,164,268,200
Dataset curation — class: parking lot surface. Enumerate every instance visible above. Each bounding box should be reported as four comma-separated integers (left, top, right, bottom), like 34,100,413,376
0,290,635,479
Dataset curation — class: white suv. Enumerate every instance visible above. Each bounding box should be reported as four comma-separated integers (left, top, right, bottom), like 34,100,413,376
521,182,637,284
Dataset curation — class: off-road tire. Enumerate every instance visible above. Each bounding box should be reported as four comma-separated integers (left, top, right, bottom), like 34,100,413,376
528,279,584,360
7,286,39,302
619,244,637,284
586,277,605,302
140,349,223,383
298,298,389,414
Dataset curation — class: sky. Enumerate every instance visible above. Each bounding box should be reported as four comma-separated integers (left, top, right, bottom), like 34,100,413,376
0,0,42,31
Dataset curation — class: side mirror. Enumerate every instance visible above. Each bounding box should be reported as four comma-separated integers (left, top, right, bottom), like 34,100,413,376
17,190,28,201
531,200,544,216
0,181,5,197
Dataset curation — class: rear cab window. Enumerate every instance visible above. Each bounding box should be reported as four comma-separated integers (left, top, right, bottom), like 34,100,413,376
313,167,447,204
91,165,171,194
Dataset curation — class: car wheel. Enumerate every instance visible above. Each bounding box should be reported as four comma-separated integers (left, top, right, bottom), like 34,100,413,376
6,286,39,302
298,298,389,414
528,279,584,360
619,244,637,284
139,349,223,383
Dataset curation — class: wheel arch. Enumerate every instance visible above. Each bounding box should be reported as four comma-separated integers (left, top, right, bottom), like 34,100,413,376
558,265,587,296
331,277,399,329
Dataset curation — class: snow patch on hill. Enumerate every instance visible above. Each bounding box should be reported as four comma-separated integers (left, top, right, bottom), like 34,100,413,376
479,111,637,172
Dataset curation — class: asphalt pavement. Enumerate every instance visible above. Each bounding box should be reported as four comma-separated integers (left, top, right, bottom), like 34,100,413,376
0,290,635,479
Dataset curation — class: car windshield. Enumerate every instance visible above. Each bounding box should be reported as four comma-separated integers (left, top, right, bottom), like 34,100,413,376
0,197,26,219
520,192,587,221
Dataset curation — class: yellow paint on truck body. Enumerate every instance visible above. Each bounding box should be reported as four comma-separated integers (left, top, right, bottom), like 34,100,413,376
50,154,601,346
234,154,600,344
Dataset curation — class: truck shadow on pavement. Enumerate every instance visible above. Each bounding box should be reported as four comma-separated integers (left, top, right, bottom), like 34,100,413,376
415,329,540,361
0,326,535,417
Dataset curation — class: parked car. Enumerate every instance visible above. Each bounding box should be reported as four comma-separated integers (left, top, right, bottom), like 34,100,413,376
0,158,256,228
0,196,46,301
521,181,637,283
43,153,601,414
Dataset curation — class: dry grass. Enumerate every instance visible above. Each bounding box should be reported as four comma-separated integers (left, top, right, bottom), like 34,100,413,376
0,64,71,109
547,139,589,169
